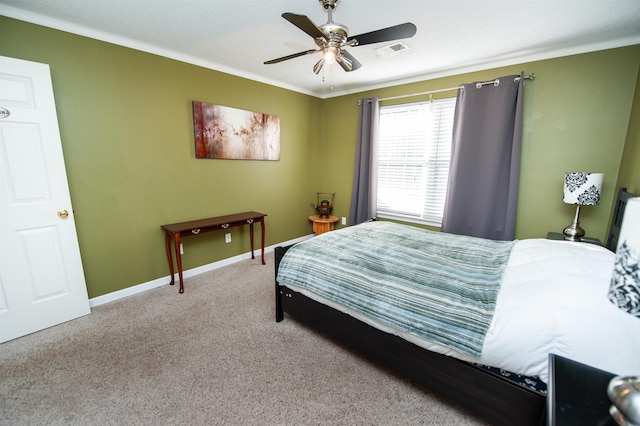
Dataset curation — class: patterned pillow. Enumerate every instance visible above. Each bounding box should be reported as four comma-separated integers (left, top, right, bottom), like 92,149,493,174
608,198,640,318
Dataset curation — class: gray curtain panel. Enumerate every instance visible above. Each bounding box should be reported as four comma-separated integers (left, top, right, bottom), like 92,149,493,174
441,73,525,240
349,97,380,226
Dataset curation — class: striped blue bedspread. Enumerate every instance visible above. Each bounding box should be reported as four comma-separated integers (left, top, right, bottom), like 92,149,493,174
276,221,516,357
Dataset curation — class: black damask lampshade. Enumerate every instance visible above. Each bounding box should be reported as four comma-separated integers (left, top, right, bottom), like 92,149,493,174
563,172,603,205
562,172,603,241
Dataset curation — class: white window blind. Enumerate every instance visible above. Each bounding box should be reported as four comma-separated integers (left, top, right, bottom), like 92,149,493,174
377,97,456,226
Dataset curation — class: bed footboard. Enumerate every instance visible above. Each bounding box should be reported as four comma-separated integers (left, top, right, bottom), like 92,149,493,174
279,285,545,425
274,243,545,424
274,245,292,322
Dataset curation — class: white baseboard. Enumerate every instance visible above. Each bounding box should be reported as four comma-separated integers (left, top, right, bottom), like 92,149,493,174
89,234,313,308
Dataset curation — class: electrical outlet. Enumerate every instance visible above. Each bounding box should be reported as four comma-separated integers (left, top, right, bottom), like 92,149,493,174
341,217,347,225
180,243,184,254
225,233,231,243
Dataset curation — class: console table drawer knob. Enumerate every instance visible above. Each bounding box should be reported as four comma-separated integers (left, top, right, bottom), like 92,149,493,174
247,219,254,224
191,228,201,234
221,223,230,229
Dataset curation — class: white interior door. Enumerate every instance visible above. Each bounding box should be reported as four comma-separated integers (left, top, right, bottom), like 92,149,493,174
0,55,90,343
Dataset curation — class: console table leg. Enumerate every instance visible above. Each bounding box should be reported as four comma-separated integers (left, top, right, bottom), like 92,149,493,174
164,232,174,286
261,218,266,265
174,234,184,294
249,222,255,260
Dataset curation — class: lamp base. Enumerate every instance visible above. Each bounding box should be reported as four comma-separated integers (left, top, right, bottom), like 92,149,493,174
563,224,585,241
563,205,585,241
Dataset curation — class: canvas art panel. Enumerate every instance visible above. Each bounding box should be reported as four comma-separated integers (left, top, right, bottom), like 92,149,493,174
193,101,280,160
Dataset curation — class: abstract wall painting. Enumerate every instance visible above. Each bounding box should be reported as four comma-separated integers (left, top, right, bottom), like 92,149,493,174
192,101,280,160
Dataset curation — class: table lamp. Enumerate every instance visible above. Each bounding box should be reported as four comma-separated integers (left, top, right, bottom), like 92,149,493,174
562,172,603,241
607,196,640,426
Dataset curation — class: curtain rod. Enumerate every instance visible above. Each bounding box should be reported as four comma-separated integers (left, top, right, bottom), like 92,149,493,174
364,72,536,104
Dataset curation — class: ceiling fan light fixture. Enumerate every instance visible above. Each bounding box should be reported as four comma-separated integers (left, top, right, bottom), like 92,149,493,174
336,55,353,71
323,46,339,63
313,58,325,74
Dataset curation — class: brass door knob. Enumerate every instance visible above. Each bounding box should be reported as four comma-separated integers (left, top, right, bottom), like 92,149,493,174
58,209,69,218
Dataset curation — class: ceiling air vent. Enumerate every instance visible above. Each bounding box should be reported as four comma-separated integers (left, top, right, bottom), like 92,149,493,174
374,42,410,58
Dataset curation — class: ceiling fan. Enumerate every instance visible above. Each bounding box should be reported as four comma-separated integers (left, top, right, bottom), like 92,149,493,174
264,0,417,75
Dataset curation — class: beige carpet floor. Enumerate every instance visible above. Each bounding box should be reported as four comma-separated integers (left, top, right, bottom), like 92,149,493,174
0,252,487,425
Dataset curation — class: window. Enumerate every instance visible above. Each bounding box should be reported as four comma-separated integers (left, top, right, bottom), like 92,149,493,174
376,97,456,226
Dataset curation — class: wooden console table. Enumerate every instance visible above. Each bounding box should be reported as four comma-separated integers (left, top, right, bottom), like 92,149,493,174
161,211,266,293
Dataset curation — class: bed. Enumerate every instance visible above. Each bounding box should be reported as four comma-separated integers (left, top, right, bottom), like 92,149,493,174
274,188,639,425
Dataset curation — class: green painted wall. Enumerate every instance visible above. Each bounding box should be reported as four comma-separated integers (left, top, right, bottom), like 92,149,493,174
1,17,323,298
322,46,640,241
616,68,640,195
2,16,639,299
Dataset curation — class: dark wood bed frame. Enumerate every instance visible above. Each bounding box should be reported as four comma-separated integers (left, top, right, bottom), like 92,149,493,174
606,187,635,251
274,188,636,425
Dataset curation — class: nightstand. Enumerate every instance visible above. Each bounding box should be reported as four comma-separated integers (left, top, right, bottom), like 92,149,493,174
309,215,339,235
547,353,617,426
547,232,602,246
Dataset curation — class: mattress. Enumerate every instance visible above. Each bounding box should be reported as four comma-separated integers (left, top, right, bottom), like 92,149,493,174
278,224,640,383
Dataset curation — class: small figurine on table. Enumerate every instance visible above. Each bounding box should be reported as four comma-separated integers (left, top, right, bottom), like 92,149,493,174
315,192,335,219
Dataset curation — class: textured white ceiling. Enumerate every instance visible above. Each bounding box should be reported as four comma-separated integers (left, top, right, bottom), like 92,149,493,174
2,0,639,98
